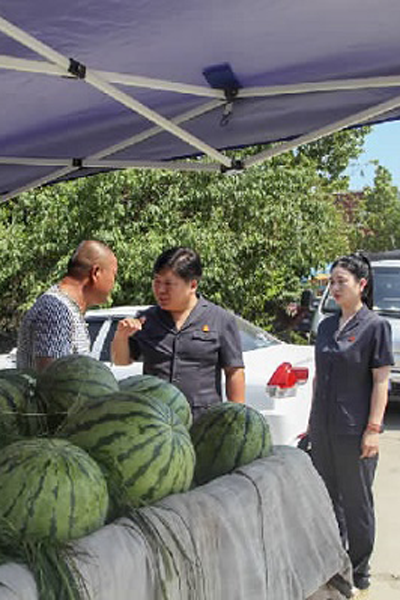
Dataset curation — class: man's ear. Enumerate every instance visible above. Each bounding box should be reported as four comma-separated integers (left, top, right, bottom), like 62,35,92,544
89,264,101,283
190,279,198,293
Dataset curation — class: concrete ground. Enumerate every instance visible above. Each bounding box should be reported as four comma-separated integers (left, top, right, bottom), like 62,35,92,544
368,402,400,599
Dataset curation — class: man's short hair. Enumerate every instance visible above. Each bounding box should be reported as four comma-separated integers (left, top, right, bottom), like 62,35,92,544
153,247,202,282
66,240,114,278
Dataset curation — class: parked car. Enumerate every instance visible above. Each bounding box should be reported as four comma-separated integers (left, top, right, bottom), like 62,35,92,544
0,306,316,446
310,256,400,401
0,346,16,370
85,306,315,446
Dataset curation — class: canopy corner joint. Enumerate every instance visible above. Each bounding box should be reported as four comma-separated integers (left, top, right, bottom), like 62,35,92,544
221,158,244,174
68,58,87,79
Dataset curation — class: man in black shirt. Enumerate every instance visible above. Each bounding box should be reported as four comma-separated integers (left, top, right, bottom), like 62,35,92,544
112,247,245,420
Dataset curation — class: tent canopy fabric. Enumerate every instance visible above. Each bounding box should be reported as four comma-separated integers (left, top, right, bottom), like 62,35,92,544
1,0,400,201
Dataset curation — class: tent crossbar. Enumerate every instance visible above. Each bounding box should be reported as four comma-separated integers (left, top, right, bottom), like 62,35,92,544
84,160,221,171
0,98,224,202
0,166,78,204
0,55,223,98
0,156,221,171
0,14,231,167
0,16,70,70
92,99,223,159
0,157,220,203
0,101,223,167
2,54,400,99
244,93,400,168
0,157,70,167
240,76,400,98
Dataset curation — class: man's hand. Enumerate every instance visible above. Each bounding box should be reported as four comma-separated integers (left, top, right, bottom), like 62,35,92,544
115,317,146,338
112,317,146,365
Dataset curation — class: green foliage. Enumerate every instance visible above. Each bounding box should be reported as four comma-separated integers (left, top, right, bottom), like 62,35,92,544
0,129,370,338
352,164,400,252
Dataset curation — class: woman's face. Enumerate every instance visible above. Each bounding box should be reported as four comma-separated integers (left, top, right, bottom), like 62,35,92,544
152,268,197,312
329,265,366,309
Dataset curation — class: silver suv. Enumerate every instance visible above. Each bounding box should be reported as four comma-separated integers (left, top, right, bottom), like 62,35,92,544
310,256,400,400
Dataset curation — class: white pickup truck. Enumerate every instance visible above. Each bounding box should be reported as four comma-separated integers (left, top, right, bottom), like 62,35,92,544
310,252,400,401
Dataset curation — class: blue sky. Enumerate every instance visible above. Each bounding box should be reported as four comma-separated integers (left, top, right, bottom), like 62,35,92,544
346,121,400,190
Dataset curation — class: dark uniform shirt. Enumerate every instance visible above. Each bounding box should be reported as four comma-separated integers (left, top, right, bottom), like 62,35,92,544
129,296,244,413
310,305,393,435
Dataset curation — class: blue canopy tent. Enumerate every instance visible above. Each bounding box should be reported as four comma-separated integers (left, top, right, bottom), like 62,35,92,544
1,0,400,201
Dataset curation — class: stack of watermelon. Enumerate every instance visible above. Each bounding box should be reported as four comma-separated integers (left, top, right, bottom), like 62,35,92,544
0,354,272,545
0,356,197,542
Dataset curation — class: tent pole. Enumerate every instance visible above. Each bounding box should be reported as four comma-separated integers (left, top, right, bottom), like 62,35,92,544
91,100,223,159
239,76,400,98
0,167,78,204
3,54,400,98
83,160,221,171
244,93,400,168
0,15,231,168
0,54,223,98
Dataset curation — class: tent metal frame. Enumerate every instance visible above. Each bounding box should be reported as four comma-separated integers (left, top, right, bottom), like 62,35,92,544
1,12,400,201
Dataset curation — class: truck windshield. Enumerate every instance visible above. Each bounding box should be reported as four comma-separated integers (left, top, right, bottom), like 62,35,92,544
322,265,400,314
373,266,400,313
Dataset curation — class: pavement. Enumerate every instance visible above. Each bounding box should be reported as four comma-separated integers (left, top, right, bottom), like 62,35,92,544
368,403,400,599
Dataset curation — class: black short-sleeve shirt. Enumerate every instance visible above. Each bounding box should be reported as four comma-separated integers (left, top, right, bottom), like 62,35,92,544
310,305,393,435
129,296,244,411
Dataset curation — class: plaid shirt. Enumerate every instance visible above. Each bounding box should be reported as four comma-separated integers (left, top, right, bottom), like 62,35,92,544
16,285,90,369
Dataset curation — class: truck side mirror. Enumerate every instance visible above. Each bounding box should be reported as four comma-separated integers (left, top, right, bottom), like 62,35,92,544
300,289,315,310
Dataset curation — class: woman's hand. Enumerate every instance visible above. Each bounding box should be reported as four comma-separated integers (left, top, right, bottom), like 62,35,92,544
360,430,380,458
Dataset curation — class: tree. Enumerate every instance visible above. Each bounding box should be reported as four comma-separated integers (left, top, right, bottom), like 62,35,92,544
0,129,369,347
352,164,400,252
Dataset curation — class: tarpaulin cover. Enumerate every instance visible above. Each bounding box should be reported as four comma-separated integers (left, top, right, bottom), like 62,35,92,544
1,1,400,200
0,447,351,600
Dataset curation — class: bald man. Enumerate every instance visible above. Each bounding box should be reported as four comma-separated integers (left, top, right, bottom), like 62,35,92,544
17,240,118,372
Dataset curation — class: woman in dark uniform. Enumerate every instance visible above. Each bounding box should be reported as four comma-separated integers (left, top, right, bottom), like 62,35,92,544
309,253,393,596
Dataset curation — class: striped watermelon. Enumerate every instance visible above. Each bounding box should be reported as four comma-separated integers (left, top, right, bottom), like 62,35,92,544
0,368,37,398
61,391,195,508
119,374,192,428
36,355,119,430
0,377,43,445
0,438,109,541
190,403,272,485
0,369,42,439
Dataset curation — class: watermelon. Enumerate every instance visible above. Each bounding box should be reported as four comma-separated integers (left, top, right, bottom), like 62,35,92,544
0,438,109,542
0,368,37,398
36,355,119,430
0,369,43,439
190,403,272,485
0,376,43,445
119,374,192,428
61,391,195,508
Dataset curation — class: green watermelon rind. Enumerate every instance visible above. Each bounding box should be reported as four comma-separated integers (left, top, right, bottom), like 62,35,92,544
190,403,272,485
61,391,195,508
0,438,109,542
36,355,119,420
119,374,193,429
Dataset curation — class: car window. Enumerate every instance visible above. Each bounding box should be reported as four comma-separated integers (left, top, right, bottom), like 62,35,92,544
235,316,279,351
99,320,118,362
87,317,144,363
373,267,400,312
87,319,104,346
